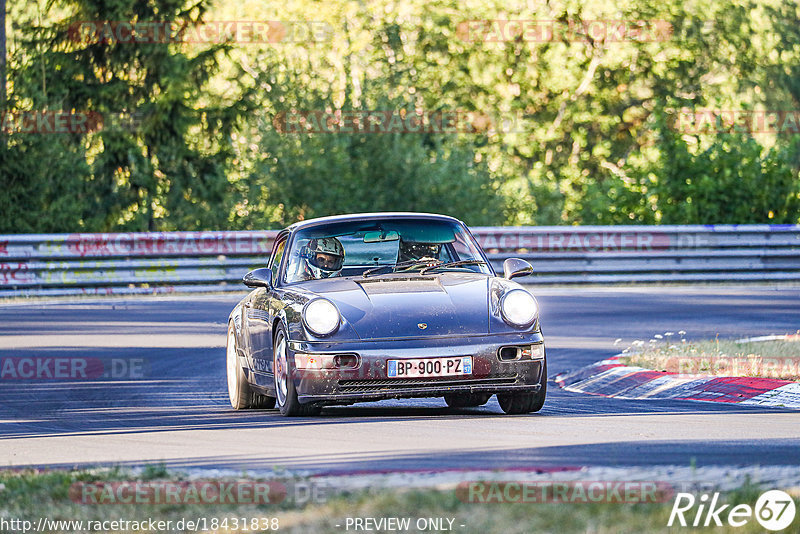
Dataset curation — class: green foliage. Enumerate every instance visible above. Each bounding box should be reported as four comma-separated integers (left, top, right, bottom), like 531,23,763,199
238,83,504,227
652,126,800,224
249,128,504,227
5,0,248,231
1,0,799,231
0,134,91,232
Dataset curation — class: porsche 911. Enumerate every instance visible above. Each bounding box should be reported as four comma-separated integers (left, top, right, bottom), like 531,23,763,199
226,212,546,416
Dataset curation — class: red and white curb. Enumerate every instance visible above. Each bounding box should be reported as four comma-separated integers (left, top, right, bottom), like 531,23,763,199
554,335,800,408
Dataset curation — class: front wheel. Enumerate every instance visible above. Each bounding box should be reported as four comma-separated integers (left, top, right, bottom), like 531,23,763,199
497,362,547,415
273,325,321,417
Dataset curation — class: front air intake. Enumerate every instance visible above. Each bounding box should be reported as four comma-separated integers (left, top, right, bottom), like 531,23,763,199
498,346,521,361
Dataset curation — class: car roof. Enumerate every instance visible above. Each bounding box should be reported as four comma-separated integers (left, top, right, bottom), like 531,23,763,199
285,212,464,232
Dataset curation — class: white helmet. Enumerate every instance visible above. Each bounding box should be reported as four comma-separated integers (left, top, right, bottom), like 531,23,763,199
301,237,345,279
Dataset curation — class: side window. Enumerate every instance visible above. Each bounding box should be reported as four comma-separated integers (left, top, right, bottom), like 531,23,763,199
269,238,287,281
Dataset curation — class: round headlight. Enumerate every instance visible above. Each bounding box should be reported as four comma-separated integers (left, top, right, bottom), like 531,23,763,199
303,299,341,336
500,289,538,327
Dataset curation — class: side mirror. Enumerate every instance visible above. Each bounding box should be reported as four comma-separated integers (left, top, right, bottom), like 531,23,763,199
243,268,273,289
503,258,533,280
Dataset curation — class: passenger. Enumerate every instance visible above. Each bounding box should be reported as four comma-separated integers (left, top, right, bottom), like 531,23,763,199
397,240,441,263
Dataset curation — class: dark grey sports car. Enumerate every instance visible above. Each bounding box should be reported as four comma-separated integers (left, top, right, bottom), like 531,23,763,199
226,212,546,416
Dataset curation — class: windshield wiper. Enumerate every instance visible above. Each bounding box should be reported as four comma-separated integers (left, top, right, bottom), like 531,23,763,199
420,260,487,274
361,264,393,277
362,259,440,278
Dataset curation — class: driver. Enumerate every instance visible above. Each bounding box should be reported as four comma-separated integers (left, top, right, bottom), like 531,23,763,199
299,237,345,280
397,240,441,263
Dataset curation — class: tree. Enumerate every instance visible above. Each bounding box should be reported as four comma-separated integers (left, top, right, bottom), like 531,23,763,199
3,0,249,231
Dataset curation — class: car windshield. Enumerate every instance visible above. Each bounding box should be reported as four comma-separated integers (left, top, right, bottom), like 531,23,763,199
284,218,491,283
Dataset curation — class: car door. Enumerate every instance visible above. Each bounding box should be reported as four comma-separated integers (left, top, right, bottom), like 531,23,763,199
246,233,288,377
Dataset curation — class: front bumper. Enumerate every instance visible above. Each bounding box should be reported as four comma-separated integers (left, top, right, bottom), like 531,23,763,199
288,332,546,405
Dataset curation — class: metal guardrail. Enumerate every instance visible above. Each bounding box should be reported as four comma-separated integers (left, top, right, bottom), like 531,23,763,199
0,231,276,297
472,224,800,284
0,225,798,297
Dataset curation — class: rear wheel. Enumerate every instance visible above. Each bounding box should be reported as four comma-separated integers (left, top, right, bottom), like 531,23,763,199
274,325,321,417
497,362,547,415
227,322,275,410
444,392,491,408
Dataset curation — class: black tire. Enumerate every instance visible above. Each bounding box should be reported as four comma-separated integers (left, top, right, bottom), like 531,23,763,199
226,322,276,410
273,324,321,417
497,361,547,415
444,392,491,408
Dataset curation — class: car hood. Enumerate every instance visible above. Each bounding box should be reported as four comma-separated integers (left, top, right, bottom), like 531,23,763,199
293,273,490,339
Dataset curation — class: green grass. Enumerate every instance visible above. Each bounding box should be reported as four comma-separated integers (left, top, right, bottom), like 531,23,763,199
620,336,800,381
1,468,798,533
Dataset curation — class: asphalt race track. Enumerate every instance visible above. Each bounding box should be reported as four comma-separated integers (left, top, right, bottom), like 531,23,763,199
2,286,799,473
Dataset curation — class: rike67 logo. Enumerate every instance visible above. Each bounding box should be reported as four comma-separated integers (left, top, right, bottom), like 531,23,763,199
668,490,796,531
